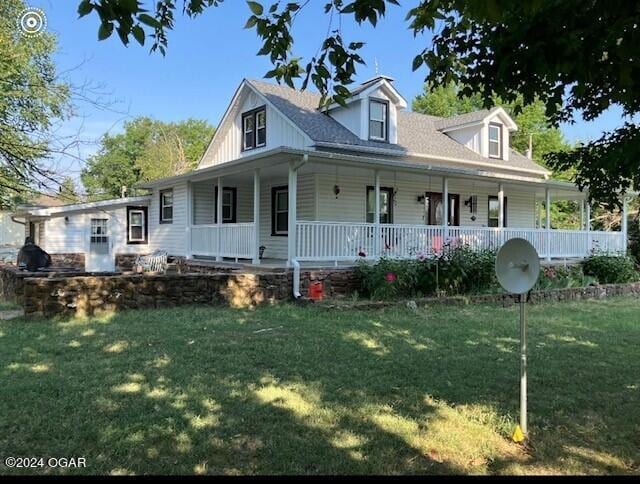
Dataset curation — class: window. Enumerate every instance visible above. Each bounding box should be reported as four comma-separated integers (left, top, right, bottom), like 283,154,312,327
214,187,237,223
160,189,173,223
488,195,508,227
242,106,266,151
271,186,288,235
369,99,388,141
488,123,502,158
366,186,394,224
127,206,148,244
90,218,108,244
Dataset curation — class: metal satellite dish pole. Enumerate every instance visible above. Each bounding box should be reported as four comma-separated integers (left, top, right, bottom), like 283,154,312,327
495,238,540,440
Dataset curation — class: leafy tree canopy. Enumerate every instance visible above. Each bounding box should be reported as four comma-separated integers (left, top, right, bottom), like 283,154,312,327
78,0,640,206
0,0,70,207
81,116,214,199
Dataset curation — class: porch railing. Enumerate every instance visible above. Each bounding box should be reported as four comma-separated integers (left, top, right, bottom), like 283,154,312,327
295,221,626,262
191,223,255,259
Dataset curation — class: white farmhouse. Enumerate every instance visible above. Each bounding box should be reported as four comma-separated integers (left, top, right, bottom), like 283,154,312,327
15,76,631,286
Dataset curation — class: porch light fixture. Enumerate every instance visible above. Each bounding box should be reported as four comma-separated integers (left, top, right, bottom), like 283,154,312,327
333,184,341,199
417,194,425,204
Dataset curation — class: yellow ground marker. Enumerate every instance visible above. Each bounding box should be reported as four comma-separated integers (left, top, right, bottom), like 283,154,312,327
512,425,526,443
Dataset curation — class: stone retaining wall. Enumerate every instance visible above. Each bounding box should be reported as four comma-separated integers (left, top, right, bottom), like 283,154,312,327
50,253,85,270
318,282,640,310
22,271,293,318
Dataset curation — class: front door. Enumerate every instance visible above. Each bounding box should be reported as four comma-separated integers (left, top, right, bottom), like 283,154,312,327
86,218,115,272
424,192,460,226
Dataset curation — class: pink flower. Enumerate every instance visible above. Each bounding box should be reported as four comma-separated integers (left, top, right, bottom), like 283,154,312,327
385,272,397,283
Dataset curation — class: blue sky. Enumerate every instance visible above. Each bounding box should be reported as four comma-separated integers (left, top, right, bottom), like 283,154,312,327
32,0,627,182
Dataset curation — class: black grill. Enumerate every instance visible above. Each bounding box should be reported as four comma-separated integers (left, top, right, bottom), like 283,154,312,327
17,237,52,272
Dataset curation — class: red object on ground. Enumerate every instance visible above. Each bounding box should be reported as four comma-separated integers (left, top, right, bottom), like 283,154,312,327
308,281,324,301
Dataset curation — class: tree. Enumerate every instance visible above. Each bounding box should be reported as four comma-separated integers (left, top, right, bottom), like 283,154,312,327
0,0,70,206
58,177,81,203
78,0,640,206
81,116,214,199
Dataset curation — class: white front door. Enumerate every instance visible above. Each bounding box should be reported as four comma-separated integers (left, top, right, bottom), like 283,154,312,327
86,218,115,272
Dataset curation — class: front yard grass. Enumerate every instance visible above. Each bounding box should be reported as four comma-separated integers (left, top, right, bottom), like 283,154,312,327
0,297,638,475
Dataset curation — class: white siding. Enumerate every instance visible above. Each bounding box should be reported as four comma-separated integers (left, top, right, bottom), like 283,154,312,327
41,206,152,256
200,90,309,167
147,181,188,255
314,174,535,229
258,174,315,260
0,212,26,246
192,180,254,225
448,125,482,154
329,100,363,138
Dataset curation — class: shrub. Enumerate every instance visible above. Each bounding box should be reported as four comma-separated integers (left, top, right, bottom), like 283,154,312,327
355,245,498,299
582,253,639,284
535,264,597,290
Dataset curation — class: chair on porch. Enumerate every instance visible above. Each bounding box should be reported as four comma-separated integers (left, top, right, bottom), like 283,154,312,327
134,250,168,274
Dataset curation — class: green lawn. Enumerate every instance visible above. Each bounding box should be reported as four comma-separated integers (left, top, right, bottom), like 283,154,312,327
1,297,639,475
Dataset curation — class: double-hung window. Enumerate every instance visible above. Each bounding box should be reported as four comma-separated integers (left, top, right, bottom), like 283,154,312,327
242,107,266,151
369,99,388,142
214,187,237,223
127,207,148,244
271,186,288,235
488,123,502,158
160,189,173,223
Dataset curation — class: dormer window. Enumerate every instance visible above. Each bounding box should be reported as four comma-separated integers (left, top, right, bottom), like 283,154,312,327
369,99,388,142
242,106,266,151
488,123,502,158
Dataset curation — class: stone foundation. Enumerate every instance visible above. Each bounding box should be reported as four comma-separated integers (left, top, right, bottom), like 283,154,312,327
299,268,359,298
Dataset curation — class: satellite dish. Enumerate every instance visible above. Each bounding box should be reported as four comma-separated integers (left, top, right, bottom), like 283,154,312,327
495,238,540,295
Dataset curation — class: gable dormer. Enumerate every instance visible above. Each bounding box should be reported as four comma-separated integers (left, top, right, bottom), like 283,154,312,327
436,107,517,161
326,76,408,144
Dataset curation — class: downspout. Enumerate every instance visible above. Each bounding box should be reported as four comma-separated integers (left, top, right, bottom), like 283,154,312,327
291,153,309,299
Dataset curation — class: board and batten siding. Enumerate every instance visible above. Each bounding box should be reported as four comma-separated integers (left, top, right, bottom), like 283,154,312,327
200,90,309,167
314,173,535,228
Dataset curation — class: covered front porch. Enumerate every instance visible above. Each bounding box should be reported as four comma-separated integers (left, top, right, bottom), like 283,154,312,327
179,149,629,267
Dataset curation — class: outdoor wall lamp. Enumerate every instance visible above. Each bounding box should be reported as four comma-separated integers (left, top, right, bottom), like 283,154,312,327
333,184,341,199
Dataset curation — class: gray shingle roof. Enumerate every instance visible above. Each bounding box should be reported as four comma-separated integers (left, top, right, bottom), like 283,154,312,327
433,108,500,131
248,79,548,175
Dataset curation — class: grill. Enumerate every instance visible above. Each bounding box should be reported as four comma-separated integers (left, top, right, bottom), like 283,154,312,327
17,237,52,272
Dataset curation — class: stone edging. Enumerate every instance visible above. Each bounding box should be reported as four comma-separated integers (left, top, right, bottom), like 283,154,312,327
310,282,640,310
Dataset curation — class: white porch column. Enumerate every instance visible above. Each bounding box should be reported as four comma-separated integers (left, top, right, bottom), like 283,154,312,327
545,187,551,261
216,177,223,262
287,161,297,266
580,200,585,230
185,181,193,259
622,196,629,253
586,200,592,255
442,177,449,239
374,170,381,258
498,183,505,246
253,169,261,264
538,200,543,229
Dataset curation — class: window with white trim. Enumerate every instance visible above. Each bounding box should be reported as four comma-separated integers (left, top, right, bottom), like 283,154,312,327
369,99,388,141
160,189,173,223
488,123,502,158
127,206,148,244
242,106,266,151
90,218,108,244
